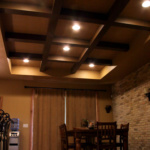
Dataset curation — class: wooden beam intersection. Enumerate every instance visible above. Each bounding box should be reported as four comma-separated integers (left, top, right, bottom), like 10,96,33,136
71,0,129,73
40,0,63,72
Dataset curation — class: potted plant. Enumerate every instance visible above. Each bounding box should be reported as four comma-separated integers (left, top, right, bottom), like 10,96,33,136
81,119,89,127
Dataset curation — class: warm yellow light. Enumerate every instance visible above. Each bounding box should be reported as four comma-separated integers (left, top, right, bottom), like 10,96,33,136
72,24,80,31
23,58,29,63
63,46,70,51
142,0,150,7
89,63,95,68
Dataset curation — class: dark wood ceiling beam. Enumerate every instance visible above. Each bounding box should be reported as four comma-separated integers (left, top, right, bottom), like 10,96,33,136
8,52,78,63
8,52,112,66
71,0,129,73
8,52,42,60
84,58,112,66
60,9,150,31
5,32,89,46
114,18,150,31
40,0,63,71
48,56,78,63
60,8,107,24
97,41,129,51
5,32,46,43
52,37,89,47
5,32,129,51
0,2,51,17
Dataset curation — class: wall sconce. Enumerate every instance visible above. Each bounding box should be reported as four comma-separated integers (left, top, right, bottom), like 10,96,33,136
145,92,150,101
105,105,112,113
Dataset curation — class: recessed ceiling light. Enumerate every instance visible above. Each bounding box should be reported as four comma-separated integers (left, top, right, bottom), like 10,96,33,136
23,58,29,63
89,63,95,68
142,0,150,7
72,24,80,31
63,46,70,51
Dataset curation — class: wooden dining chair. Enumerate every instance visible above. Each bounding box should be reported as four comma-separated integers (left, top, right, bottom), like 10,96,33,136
59,124,87,150
116,123,129,150
59,124,75,150
96,122,117,150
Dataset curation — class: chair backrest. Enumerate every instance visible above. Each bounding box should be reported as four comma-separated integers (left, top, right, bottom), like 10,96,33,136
120,123,129,130
97,122,117,149
120,123,129,143
59,124,68,149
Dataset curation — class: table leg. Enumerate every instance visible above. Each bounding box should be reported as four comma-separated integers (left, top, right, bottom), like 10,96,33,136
123,133,128,150
76,137,81,150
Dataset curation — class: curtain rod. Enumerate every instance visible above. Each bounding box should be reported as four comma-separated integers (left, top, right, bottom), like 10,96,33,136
24,86,107,92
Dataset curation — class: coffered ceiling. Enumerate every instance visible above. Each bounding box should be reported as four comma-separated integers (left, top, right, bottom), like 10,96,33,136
0,0,150,84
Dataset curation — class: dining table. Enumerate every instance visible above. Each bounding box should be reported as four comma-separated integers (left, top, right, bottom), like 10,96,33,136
67,127,129,150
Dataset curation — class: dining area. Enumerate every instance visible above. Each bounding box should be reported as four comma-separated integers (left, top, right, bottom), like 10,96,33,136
59,121,129,150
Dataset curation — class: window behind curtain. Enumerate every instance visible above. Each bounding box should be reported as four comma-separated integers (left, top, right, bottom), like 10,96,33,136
66,90,96,130
33,89,65,150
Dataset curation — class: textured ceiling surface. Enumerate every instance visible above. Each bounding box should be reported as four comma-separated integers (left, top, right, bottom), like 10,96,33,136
0,0,150,84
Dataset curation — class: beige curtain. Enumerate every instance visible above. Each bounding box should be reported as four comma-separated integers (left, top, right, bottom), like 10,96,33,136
33,89,65,150
66,90,96,130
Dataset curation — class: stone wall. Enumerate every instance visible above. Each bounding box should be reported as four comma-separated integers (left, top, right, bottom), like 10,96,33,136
112,63,150,150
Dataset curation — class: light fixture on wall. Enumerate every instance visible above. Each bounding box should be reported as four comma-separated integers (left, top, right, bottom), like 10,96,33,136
105,105,112,113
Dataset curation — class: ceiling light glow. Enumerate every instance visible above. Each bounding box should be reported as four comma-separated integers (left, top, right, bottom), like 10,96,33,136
89,63,95,68
142,0,150,7
23,58,29,63
72,24,80,31
63,46,70,51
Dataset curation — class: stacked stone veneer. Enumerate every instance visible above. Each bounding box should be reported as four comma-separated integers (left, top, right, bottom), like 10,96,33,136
112,63,150,150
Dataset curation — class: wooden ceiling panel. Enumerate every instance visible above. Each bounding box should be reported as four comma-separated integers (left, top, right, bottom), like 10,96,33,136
2,14,49,35
89,49,120,60
79,64,104,71
55,19,100,40
120,0,150,21
102,26,138,43
7,41,44,54
46,61,74,69
49,45,84,58
1,0,54,7
11,59,41,67
63,0,115,13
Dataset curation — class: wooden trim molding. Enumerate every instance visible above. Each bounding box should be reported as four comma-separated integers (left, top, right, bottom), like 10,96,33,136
0,96,3,109
96,92,99,122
